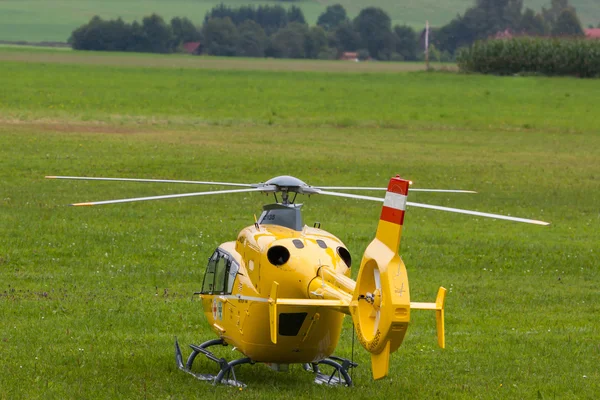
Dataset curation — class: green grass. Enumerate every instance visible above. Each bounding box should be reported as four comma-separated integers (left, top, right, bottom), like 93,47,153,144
0,50,597,131
0,0,598,43
0,46,434,73
1,50,599,399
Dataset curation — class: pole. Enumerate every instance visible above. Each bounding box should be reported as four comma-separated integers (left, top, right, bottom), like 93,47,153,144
425,20,430,70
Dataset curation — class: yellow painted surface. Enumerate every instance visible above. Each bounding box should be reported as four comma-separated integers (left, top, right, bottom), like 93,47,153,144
196,197,446,376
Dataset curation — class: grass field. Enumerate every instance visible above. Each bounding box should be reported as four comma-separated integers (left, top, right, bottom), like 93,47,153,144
0,0,599,43
0,45,434,73
1,48,599,399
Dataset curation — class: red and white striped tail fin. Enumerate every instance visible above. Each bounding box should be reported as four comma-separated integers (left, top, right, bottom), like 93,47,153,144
375,175,410,251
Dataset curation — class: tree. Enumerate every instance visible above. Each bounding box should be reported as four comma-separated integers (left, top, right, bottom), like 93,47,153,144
105,18,135,51
305,26,329,59
70,16,112,51
287,5,306,25
171,17,201,44
317,4,348,31
353,7,395,59
542,0,575,26
393,25,418,61
268,22,308,58
234,6,257,25
462,0,523,39
255,5,289,35
434,17,473,55
204,4,234,24
434,0,530,55
551,8,584,36
202,17,239,56
127,21,147,52
331,20,361,52
69,15,186,53
518,8,548,35
204,4,290,35
69,16,138,52
141,14,175,53
236,20,267,57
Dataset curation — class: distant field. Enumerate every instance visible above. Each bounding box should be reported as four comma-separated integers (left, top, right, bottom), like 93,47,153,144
0,46,434,73
0,0,598,43
1,49,599,399
0,47,595,133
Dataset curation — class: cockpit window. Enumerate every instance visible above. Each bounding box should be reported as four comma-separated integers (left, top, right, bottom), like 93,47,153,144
316,239,327,249
213,256,228,293
292,239,304,249
227,260,239,293
201,250,238,294
201,252,218,293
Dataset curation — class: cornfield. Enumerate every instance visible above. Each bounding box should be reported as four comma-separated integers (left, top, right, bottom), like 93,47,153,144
457,37,600,78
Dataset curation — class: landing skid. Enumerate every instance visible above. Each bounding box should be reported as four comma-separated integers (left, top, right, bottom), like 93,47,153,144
175,337,252,387
303,356,358,387
175,337,357,387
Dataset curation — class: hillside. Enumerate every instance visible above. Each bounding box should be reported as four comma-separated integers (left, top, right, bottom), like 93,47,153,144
0,0,598,43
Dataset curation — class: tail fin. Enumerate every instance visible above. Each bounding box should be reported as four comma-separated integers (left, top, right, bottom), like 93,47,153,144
375,175,410,251
350,175,412,380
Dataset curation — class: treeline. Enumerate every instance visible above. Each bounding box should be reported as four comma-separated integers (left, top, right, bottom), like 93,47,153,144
457,37,600,77
68,4,420,61
69,15,200,53
69,0,593,61
433,0,588,55
202,4,420,60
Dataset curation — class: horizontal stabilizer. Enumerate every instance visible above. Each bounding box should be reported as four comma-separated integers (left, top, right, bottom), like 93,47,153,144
276,299,348,308
410,287,447,348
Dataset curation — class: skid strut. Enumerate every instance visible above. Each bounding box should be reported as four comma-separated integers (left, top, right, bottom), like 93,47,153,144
303,356,358,386
175,337,252,387
176,338,358,387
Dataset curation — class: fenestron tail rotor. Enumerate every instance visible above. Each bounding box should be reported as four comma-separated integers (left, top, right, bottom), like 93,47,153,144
350,176,413,380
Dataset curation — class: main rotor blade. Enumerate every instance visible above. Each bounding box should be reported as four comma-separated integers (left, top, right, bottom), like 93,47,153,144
315,186,476,193
46,176,255,188
316,190,549,225
71,188,264,206
316,190,385,202
406,202,550,225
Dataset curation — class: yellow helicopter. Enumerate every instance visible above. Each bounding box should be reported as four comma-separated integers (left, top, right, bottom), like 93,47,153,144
46,174,549,386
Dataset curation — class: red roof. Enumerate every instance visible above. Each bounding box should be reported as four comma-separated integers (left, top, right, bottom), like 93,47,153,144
585,28,600,39
340,52,358,60
182,42,201,53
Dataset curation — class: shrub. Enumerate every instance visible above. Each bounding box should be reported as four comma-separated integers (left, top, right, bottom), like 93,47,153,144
457,37,600,78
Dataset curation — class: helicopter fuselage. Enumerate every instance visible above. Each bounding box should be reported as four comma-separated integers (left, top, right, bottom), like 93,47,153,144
199,223,354,364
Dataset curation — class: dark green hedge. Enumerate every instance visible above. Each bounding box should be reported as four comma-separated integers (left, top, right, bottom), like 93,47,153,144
457,37,600,78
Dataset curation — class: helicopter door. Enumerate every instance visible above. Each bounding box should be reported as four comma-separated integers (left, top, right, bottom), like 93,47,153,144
201,250,239,295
